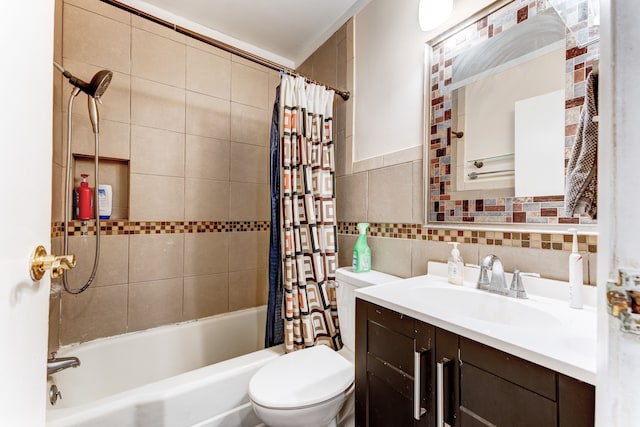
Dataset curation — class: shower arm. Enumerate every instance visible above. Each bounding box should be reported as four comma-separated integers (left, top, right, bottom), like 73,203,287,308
61,86,101,295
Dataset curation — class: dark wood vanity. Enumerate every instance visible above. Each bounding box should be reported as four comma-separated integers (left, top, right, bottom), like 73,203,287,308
355,299,595,427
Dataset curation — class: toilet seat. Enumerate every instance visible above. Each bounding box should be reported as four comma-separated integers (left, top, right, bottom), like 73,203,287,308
249,345,354,410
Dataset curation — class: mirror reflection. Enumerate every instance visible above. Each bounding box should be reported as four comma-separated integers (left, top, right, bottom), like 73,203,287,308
426,0,599,226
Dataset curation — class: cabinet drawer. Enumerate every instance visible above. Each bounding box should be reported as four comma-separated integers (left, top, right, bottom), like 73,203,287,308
461,363,557,427
367,302,415,337
460,337,556,400
368,320,414,374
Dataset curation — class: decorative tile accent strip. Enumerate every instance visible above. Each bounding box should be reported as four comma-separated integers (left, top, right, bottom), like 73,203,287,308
337,222,597,253
51,220,270,237
429,0,599,225
53,220,597,253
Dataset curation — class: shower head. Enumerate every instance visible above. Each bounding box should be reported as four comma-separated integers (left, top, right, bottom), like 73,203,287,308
88,70,113,99
54,62,112,134
53,62,113,99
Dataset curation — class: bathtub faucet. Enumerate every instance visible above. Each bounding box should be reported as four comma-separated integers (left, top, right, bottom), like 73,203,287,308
47,355,80,376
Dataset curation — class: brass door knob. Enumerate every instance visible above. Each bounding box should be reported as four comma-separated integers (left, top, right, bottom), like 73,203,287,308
30,245,76,281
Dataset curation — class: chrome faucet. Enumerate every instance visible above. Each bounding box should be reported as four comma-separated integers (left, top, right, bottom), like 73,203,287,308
47,355,80,376
507,270,540,299
477,254,508,295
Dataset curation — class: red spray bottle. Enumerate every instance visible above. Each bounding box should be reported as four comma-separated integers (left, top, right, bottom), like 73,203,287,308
75,174,93,220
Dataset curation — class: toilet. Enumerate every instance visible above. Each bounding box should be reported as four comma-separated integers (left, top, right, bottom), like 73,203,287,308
249,267,399,427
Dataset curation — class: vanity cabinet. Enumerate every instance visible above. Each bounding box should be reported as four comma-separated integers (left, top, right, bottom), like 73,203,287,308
355,299,595,427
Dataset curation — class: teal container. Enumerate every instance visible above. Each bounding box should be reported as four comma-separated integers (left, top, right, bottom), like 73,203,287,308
352,223,371,273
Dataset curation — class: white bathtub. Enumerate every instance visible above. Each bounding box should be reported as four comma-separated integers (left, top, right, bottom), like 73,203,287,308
46,306,281,427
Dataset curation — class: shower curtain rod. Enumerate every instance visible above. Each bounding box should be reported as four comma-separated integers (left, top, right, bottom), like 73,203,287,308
100,0,351,101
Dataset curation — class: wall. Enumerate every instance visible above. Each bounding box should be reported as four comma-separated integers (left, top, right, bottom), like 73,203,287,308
326,0,598,286
353,0,495,164
49,0,276,350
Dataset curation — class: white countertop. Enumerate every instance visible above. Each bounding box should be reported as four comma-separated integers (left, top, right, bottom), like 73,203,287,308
354,263,597,385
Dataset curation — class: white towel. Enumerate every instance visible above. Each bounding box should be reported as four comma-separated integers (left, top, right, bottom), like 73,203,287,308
565,71,598,219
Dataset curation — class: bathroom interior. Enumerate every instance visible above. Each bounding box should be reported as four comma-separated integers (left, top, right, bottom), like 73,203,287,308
5,0,640,425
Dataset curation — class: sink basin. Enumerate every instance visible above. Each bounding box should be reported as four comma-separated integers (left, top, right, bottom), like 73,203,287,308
409,287,562,329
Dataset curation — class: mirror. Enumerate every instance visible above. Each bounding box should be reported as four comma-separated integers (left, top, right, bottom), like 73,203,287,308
425,0,599,228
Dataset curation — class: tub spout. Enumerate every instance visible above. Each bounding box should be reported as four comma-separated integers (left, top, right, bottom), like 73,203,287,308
47,356,80,376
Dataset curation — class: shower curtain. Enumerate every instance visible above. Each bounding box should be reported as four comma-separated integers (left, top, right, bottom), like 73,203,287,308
266,85,284,348
272,75,341,352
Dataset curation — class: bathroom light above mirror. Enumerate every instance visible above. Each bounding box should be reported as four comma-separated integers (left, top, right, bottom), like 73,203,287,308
419,0,453,31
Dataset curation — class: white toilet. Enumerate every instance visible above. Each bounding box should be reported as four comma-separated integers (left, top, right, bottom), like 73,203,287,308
249,268,399,427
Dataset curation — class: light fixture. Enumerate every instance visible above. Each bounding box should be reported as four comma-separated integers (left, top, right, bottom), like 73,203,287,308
419,0,454,31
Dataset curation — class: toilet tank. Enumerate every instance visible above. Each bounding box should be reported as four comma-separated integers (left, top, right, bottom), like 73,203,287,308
335,267,400,353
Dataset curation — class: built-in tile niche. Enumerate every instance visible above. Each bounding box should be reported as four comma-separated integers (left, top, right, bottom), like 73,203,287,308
73,155,129,220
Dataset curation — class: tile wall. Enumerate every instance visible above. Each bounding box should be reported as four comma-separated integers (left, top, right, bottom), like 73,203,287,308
311,8,600,287
49,0,277,350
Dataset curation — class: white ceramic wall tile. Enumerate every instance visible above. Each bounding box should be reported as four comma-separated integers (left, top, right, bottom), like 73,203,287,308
131,125,185,177
129,174,185,221
131,77,186,132
63,4,130,73
129,233,184,283
185,135,230,180
131,27,186,88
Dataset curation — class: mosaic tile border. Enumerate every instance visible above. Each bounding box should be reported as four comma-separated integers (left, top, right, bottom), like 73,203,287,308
52,220,597,253
51,220,271,237
337,222,597,253
428,0,599,225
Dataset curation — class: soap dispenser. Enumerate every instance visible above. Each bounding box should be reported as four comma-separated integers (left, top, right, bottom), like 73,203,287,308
447,242,464,285
568,228,583,309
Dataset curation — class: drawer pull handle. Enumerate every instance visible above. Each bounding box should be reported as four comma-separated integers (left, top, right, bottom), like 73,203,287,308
414,351,427,420
437,357,451,427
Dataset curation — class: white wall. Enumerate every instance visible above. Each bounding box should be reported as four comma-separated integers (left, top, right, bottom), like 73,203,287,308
353,0,494,163
0,1,55,425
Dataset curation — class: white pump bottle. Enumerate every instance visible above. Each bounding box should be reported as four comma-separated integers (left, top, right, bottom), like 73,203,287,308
447,242,464,285
568,228,583,309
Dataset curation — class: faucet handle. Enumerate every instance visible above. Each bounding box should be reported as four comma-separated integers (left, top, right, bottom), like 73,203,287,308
509,271,539,299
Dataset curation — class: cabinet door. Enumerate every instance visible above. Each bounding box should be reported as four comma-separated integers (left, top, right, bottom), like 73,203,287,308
356,300,435,427
460,363,557,427
558,374,595,427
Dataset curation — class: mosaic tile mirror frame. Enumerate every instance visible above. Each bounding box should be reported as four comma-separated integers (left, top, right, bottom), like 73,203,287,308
424,0,599,227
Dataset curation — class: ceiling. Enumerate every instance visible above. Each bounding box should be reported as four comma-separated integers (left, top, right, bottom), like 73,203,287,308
122,0,371,68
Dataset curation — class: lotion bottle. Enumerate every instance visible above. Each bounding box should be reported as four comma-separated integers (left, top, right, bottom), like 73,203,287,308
98,184,112,220
352,223,371,273
447,242,464,285
568,228,583,309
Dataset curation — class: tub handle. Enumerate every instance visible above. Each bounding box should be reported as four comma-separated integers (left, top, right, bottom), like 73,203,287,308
30,245,76,281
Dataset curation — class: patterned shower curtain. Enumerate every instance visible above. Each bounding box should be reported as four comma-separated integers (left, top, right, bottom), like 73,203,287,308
279,75,341,352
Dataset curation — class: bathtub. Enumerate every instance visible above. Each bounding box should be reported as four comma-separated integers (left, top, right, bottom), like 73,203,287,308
46,306,281,427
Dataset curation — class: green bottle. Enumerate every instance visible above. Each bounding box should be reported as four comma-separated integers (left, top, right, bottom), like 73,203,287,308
352,222,371,273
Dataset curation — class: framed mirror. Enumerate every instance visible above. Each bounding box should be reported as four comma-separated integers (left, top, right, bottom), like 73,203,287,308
424,0,599,229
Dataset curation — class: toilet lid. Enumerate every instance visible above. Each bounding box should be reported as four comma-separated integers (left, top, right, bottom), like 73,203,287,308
249,345,354,409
